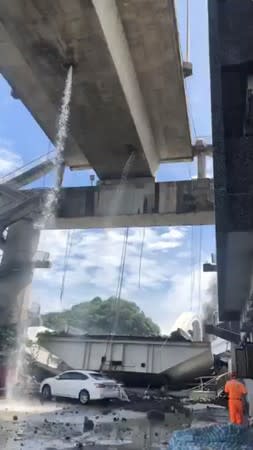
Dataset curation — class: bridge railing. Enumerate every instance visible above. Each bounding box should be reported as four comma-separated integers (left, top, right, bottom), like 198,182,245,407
0,150,55,185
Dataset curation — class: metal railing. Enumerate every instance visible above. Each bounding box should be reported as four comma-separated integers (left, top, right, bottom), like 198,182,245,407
0,150,55,185
191,372,229,397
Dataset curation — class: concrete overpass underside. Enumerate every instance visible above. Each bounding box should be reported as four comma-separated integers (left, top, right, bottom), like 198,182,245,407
0,177,214,326
27,179,214,229
0,0,191,180
209,0,253,324
0,178,214,231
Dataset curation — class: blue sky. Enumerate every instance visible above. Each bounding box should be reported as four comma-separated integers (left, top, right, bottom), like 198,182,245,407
0,0,216,333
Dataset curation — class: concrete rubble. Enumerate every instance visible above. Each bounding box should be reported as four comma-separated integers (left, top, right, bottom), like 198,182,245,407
0,381,232,450
0,391,194,449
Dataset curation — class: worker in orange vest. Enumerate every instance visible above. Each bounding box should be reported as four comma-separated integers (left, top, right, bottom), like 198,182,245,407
224,372,247,425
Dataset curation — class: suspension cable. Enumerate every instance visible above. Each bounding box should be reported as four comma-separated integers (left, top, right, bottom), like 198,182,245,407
112,228,129,335
59,230,73,305
103,228,129,371
197,226,203,316
138,227,145,289
190,225,195,311
186,0,190,62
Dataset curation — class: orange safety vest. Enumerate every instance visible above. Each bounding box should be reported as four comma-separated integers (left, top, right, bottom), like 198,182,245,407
225,379,247,401
225,379,247,425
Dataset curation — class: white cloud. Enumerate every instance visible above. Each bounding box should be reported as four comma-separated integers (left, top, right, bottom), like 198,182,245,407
34,227,181,293
0,146,23,176
32,226,214,335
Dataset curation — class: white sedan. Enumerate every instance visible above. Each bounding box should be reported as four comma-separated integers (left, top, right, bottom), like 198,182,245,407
40,370,121,405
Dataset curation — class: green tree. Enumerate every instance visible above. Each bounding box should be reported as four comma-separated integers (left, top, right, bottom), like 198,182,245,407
42,297,160,336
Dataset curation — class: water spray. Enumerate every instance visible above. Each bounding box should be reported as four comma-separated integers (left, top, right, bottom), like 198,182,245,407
36,65,73,228
7,66,74,401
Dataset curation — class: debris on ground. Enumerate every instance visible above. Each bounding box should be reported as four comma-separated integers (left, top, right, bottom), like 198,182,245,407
147,409,166,422
0,396,191,449
110,388,190,416
83,416,94,432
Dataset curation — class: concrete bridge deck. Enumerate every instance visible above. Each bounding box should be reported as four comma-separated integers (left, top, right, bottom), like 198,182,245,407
0,179,214,230
0,177,214,327
0,0,191,180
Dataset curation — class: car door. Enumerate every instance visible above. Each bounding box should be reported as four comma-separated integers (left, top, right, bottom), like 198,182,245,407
54,372,89,399
52,372,73,397
67,372,89,398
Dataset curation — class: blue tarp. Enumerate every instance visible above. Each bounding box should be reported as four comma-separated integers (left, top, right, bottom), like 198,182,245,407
168,424,253,449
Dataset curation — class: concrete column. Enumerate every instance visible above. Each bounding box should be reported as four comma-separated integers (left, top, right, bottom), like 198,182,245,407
197,153,206,178
0,219,40,326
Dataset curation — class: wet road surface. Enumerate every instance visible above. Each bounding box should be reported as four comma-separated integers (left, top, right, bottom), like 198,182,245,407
0,398,191,449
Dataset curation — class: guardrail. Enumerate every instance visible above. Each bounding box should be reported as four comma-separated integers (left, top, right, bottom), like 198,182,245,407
191,372,229,396
0,151,55,185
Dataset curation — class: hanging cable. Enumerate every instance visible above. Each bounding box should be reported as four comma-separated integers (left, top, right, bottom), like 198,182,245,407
190,226,195,311
112,228,129,335
186,0,190,62
197,226,203,315
138,227,145,289
103,228,129,370
115,228,128,301
185,82,197,140
185,156,195,312
59,230,73,305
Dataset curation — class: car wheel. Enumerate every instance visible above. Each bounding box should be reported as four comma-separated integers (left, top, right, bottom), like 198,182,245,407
42,384,52,400
79,389,90,405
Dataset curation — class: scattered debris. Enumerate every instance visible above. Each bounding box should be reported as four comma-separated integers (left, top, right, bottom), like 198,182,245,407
147,409,166,422
83,416,94,432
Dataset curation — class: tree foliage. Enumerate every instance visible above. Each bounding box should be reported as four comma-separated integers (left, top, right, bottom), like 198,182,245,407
42,297,160,336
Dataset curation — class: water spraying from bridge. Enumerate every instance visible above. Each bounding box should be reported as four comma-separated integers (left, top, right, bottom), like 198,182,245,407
7,67,73,401
107,151,136,218
37,65,73,228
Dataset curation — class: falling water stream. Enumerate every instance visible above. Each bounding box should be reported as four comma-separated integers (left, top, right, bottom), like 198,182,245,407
7,66,73,401
107,151,135,218
37,65,73,228
6,64,135,402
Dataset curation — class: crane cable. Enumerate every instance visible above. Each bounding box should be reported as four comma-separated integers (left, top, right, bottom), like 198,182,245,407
112,227,129,335
186,153,195,312
184,0,197,140
186,0,190,63
59,230,73,305
138,227,146,289
197,226,203,316
103,228,129,369
190,225,195,311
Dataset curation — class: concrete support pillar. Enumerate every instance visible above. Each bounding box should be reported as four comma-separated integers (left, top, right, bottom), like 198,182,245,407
197,153,206,179
0,219,40,326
